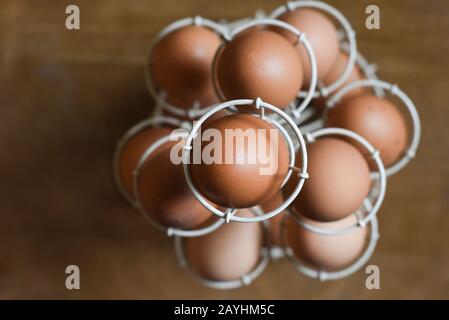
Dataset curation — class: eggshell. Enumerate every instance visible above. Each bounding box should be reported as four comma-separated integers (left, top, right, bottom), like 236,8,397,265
284,138,371,222
214,28,303,108
150,26,222,109
274,8,340,86
184,209,263,281
136,139,212,229
118,126,172,198
325,94,408,167
190,114,290,208
286,214,368,271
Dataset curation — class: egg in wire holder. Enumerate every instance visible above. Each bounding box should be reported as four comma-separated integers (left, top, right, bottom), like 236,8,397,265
144,16,228,119
280,206,380,281
132,129,231,238
266,126,386,261
291,127,387,236
181,97,310,224
211,18,318,120
326,79,422,177
113,116,190,207
174,206,271,290
278,127,384,280
271,0,358,103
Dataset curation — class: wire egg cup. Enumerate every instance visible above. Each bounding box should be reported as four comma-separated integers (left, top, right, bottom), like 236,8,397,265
174,206,271,290
271,0,357,101
132,131,227,238
113,116,190,207
290,127,386,235
211,18,318,119
144,16,228,119
182,97,309,224
325,79,421,177
280,207,380,281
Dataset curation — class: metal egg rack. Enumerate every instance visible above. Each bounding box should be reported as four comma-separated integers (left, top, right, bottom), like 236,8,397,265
113,0,421,289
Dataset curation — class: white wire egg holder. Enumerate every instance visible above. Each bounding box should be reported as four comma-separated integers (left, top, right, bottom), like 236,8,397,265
325,79,421,177
133,131,229,238
113,2,423,287
113,116,190,207
270,0,358,101
174,206,271,290
212,18,318,119
182,98,309,224
290,127,387,236
144,16,228,119
280,208,380,281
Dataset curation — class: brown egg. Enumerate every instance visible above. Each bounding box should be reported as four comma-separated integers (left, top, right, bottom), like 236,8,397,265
313,52,367,109
184,209,263,281
150,26,222,109
325,94,408,167
118,126,172,198
261,192,287,246
136,139,212,229
274,8,340,86
284,138,371,222
190,114,290,208
286,214,368,271
214,28,303,108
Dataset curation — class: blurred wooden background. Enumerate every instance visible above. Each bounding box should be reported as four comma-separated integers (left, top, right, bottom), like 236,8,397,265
0,0,448,299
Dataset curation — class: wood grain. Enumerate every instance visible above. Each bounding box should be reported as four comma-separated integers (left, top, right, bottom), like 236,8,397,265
0,0,448,299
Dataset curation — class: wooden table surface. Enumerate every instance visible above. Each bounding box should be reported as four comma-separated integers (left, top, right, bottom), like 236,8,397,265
1,0,448,299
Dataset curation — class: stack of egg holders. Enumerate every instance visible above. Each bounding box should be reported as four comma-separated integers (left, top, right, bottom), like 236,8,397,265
114,0,421,289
